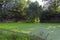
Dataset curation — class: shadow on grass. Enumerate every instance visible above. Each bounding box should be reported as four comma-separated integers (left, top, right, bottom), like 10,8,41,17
0,28,48,40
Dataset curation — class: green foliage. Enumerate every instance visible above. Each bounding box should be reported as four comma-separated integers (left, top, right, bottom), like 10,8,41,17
26,1,42,22
0,22,59,40
0,28,49,40
47,0,60,13
0,0,60,22
0,0,28,22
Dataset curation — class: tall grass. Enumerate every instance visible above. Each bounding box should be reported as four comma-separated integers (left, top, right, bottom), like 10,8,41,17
0,28,49,40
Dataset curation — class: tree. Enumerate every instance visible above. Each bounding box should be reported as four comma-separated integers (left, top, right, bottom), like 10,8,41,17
11,0,27,21
40,0,60,22
26,1,42,22
0,0,28,22
43,0,60,14
0,0,10,21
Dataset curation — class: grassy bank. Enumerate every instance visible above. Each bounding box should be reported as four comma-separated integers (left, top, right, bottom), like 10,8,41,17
0,28,46,40
0,22,60,40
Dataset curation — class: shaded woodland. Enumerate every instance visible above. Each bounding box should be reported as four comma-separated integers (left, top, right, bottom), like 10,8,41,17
0,0,60,22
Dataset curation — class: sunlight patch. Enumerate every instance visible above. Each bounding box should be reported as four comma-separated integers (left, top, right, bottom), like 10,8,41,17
46,26,52,30
13,30,31,34
21,30,31,34
30,28,35,31
50,31,54,33
53,26,56,29
13,30,20,32
58,25,60,27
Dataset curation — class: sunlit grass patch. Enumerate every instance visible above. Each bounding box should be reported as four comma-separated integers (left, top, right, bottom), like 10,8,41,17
0,22,60,40
0,28,49,40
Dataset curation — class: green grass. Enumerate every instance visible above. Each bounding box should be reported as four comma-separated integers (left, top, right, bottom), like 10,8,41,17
0,22,60,40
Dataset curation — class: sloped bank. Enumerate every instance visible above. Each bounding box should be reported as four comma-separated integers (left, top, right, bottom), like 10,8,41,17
0,28,46,40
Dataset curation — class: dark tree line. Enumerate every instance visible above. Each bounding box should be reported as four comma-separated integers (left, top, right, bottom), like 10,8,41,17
0,0,60,23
